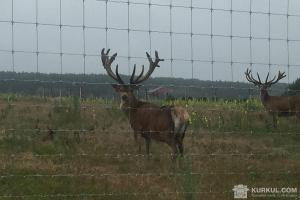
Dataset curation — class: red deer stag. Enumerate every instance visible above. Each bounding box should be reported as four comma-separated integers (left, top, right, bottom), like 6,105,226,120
100,48,190,159
245,68,300,127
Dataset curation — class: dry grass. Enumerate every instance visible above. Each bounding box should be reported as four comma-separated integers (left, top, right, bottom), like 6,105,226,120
0,95,299,199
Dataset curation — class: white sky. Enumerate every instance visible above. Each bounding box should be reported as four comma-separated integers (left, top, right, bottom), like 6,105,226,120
0,0,300,83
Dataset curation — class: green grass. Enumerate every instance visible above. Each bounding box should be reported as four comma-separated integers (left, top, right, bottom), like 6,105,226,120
0,95,299,199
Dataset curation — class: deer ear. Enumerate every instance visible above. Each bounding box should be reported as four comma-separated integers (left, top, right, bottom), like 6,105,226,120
111,84,123,92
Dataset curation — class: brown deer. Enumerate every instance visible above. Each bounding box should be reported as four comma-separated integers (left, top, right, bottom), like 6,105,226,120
245,68,300,127
100,48,190,159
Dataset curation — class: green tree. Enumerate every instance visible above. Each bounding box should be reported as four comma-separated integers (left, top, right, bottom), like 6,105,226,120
289,78,300,95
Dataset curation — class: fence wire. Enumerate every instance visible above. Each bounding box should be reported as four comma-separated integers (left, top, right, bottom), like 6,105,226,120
0,0,299,77
0,0,300,199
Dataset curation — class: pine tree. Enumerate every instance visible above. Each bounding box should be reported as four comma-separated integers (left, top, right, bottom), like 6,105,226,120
289,78,300,95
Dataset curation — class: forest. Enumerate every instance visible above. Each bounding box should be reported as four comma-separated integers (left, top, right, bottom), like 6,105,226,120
0,71,293,99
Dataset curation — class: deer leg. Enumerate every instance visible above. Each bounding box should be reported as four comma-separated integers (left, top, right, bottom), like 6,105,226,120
134,131,142,154
138,143,141,154
181,124,188,141
175,135,184,156
296,112,300,120
272,114,278,128
177,141,184,156
145,136,151,156
176,124,187,156
180,124,188,155
295,113,300,125
170,139,179,161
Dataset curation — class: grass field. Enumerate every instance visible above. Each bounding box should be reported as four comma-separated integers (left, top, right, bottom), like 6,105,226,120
0,94,299,199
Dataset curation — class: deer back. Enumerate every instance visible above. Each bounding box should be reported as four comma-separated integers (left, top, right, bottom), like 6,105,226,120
265,95,300,114
128,102,174,133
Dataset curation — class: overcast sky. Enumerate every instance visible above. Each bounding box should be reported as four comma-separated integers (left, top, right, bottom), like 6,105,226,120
0,0,300,83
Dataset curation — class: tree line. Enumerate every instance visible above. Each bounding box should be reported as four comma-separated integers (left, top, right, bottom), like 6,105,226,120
0,71,295,100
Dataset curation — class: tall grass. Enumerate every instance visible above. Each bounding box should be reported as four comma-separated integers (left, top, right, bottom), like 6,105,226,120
0,95,299,200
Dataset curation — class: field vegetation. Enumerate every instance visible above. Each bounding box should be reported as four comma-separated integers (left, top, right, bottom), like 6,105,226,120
0,94,299,199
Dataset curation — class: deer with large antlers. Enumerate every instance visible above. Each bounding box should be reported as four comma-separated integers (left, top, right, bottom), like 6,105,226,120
101,48,190,160
245,68,300,127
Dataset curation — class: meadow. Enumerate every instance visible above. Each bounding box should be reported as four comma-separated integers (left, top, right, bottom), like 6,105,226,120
0,94,299,200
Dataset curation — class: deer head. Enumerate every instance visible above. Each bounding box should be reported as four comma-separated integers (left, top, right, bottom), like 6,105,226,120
245,68,286,90
101,48,164,111
245,68,286,102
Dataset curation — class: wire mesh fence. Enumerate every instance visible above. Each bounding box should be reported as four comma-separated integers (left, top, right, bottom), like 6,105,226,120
0,0,300,199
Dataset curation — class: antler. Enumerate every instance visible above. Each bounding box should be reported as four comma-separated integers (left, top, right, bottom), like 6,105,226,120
245,68,262,86
130,51,164,85
245,68,286,87
101,48,124,84
265,71,286,87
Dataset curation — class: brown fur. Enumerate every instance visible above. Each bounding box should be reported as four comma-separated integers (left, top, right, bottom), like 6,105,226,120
170,106,190,139
245,68,300,127
130,102,174,142
101,48,189,159
115,87,188,159
261,90,300,123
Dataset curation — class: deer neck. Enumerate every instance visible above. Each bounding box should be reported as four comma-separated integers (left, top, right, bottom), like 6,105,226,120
120,95,140,116
260,89,270,105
